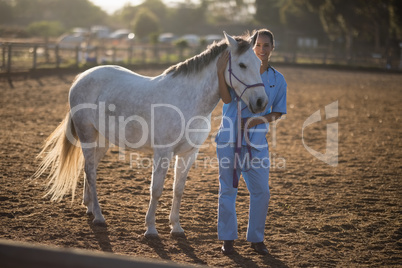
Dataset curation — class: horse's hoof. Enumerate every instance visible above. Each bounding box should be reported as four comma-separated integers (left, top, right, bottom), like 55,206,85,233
144,233,159,239
171,232,186,238
92,219,107,226
144,227,158,238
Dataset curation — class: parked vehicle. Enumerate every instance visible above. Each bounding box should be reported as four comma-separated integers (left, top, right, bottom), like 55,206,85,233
158,33,177,44
109,29,134,41
205,34,223,44
56,34,85,49
180,34,200,46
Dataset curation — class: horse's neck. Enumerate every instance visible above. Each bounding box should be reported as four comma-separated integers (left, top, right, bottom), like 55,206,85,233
178,66,220,117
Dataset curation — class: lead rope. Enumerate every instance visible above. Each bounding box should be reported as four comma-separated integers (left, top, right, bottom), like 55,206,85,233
227,52,264,188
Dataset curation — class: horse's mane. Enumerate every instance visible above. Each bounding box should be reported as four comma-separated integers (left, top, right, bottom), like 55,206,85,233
163,35,251,77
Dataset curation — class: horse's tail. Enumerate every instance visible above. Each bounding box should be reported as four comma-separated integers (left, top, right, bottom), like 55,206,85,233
33,111,84,202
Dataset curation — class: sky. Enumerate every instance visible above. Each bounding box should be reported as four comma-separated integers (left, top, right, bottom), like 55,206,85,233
89,0,187,14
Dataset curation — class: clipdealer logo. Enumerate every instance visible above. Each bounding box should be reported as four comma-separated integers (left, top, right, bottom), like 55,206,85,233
302,100,338,167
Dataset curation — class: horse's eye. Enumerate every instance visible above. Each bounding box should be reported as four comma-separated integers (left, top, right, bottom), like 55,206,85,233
239,63,246,69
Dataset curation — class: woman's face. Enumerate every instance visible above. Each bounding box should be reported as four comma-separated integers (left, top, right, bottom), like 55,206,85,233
253,34,273,62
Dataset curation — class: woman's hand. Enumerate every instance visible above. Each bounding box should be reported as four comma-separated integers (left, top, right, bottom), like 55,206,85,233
242,117,260,130
217,51,229,74
242,113,283,130
217,51,232,104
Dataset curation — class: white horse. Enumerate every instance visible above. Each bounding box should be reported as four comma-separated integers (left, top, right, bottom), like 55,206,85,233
34,32,268,237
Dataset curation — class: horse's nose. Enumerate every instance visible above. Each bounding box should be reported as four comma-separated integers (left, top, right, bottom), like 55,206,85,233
257,98,263,108
256,97,268,111
249,94,268,113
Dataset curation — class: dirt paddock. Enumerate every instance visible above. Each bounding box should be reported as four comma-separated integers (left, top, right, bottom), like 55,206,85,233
0,65,401,267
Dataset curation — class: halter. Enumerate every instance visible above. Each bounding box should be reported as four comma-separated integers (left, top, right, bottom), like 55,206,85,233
227,52,265,99
227,52,264,188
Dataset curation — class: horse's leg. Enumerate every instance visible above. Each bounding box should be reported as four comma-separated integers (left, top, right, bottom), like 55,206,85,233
74,118,107,225
81,142,109,225
83,144,109,216
83,173,91,213
144,150,172,237
170,149,198,236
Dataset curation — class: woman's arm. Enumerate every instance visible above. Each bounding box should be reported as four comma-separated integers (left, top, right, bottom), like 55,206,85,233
216,51,232,104
243,112,283,128
245,71,287,129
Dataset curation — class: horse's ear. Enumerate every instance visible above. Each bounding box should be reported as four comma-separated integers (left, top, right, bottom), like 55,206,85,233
223,31,237,48
249,30,258,44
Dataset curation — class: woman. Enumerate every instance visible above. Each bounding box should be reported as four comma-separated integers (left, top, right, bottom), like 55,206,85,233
215,29,287,255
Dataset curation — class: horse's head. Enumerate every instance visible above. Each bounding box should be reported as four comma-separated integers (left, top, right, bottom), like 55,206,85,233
223,32,268,114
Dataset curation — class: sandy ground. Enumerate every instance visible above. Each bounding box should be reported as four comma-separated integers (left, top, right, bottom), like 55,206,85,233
0,65,401,267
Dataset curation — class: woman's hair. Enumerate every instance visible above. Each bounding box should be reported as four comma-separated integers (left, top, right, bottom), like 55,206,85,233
250,29,275,49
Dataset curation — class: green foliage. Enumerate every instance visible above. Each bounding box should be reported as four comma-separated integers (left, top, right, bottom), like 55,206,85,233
297,0,402,54
112,3,138,28
149,32,159,44
27,21,64,39
140,0,167,22
0,0,14,24
254,0,401,54
132,7,160,41
173,38,189,61
0,25,29,38
203,0,254,24
255,0,281,27
165,3,207,34
1,0,400,57
174,39,189,49
6,0,107,28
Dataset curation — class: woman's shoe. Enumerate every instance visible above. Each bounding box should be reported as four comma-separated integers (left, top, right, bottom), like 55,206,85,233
221,240,235,255
251,242,269,255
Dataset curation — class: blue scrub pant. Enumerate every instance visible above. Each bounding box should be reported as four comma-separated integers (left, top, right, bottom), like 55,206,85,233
216,143,270,242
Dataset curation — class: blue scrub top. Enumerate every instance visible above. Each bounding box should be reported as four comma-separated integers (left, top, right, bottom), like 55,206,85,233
215,66,287,150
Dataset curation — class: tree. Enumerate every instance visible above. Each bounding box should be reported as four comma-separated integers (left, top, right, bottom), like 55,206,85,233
27,20,64,63
203,0,255,24
27,20,64,43
52,0,107,28
10,0,107,28
254,0,324,51
255,0,282,28
174,38,189,60
0,0,14,24
113,3,138,28
113,0,167,30
140,0,167,22
165,2,207,34
132,8,160,41
302,0,402,57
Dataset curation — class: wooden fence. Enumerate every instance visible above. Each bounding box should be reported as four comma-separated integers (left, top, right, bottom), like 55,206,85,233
0,239,205,268
0,42,198,75
0,41,397,78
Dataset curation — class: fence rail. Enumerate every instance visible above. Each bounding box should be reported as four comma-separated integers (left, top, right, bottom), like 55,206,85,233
0,42,197,74
0,42,399,77
0,239,201,268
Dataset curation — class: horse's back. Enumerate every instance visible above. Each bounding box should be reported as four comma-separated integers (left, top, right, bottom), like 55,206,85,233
69,65,151,107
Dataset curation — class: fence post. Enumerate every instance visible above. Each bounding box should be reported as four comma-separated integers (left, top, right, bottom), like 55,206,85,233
55,45,60,68
141,46,146,64
128,46,133,64
153,44,159,63
169,46,174,63
399,42,402,69
75,46,80,67
7,43,12,74
112,47,116,63
292,51,297,63
1,43,6,71
32,45,38,70
94,46,99,64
